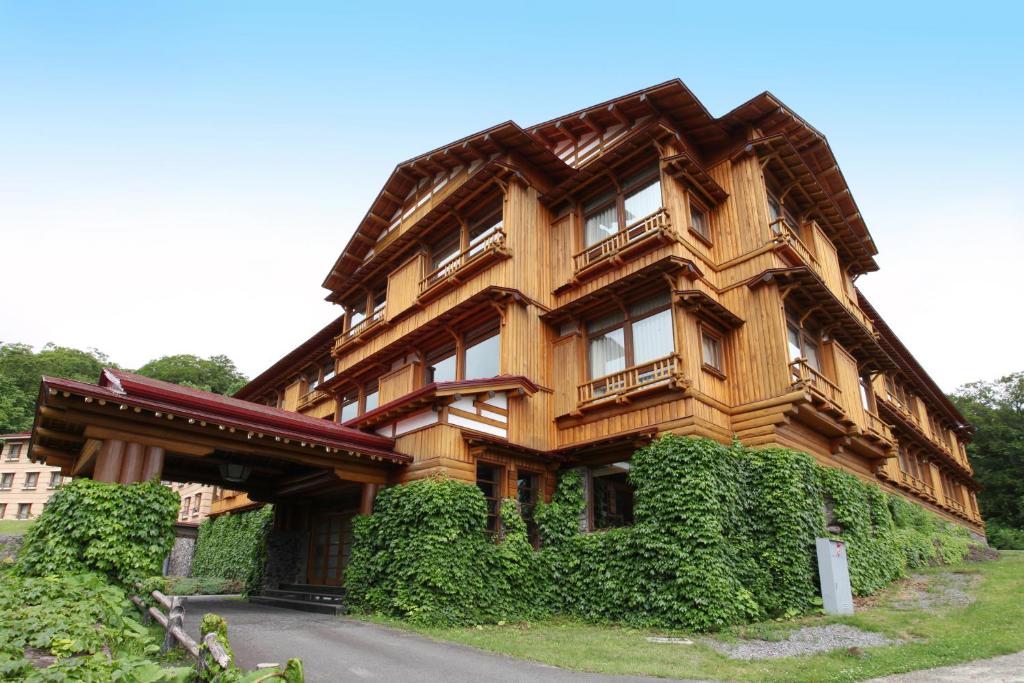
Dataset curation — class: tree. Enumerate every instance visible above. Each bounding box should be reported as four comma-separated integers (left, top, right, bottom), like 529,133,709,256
0,343,111,433
134,354,248,396
951,372,1024,543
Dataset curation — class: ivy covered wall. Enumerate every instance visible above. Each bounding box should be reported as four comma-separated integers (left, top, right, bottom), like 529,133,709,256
345,435,976,630
192,505,273,594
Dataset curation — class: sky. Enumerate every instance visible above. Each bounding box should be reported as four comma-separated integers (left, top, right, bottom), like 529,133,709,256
1,1,1021,392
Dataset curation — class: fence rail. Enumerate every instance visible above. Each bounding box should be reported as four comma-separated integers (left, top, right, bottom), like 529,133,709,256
131,588,230,672
573,209,670,273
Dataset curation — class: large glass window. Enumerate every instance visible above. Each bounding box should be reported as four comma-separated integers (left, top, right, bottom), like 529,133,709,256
348,300,366,331
591,462,634,529
476,463,502,533
786,320,821,372
464,324,501,379
426,347,457,384
586,292,673,380
363,380,379,414
582,163,662,248
467,199,503,257
339,389,359,423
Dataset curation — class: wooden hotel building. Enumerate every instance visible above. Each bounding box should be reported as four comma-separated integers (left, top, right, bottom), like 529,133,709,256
27,80,982,596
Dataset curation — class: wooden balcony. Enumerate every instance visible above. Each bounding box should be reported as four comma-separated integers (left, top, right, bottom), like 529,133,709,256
418,228,508,300
297,387,331,411
573,209,672,276
577,353,688,411
789,358,844,417
864,409,894,444
333,308,386,353
770,218,821,276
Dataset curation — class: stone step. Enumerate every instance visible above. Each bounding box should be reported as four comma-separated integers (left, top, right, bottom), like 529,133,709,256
263,589,344,604
249,595,346,615
278,583,347,596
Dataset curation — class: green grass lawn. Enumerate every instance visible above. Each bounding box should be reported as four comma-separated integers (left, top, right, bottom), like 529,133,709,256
362,551,1024,682
0,519,34,536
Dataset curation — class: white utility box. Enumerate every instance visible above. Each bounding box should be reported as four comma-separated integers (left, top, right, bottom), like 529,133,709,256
815,537,854,615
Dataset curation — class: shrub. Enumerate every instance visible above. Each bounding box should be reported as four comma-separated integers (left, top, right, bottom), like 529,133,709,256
16,479,178,585
986,523,1024,550
192,506,273,594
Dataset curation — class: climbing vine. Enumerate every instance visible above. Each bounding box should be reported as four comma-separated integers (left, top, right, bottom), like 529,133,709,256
346,436,980,630
192,505,274,594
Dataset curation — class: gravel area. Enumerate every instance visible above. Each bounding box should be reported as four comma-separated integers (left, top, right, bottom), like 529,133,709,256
708,624,894,660
887,572,980,611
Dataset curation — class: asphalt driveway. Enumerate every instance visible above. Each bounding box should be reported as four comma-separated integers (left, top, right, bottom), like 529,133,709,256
181,596,702,683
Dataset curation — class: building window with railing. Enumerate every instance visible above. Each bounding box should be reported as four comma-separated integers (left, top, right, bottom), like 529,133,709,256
421,197,505,293
786,316,822,372
586,291,674,383
583,162,662,249
23,472,38,490
5,443,21,462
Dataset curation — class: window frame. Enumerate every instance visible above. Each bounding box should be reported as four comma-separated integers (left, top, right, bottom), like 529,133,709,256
23,471,38,490
0,472,12,490
687,193,712,245
580,159,664,250
785,315,823,372
583,291,674,381
699,324,725,377
422,318,502,385
476,461,505,535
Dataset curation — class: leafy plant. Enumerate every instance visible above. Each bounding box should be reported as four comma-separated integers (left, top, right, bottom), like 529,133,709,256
17,479,179,585
192,506,273,595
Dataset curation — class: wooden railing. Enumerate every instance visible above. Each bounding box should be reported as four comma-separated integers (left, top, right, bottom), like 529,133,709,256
130,589,230,671
419,228,506,292
770,218,821,276
297,387,330,410
864,409,893,442
333,308,385,352
790,358,844,413
845,295,875,332
574,209,669,273
945,497,966,513
578,353,682,408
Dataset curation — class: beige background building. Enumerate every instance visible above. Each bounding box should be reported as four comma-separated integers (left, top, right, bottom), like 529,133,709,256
0,433,68,520
168,482,219,523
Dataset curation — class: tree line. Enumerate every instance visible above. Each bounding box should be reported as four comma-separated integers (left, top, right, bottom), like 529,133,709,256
0,342,248,434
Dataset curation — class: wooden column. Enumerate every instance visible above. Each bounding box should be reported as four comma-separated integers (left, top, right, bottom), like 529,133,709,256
119,442,145,483
93,439,126,482
141,445,165,481
359,482,379,515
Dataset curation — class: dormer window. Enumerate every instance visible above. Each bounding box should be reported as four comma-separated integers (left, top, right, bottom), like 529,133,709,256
583,163,662,248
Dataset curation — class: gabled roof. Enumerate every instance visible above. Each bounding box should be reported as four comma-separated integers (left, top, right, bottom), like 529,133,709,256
233,315,345,402
37,369,405,463
321,121,574,299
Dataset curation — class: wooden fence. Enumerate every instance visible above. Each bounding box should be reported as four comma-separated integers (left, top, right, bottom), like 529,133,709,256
130,588,231,672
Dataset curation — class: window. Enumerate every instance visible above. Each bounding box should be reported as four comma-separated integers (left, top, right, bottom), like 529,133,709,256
339,389,359,423
0,473,11,490
586,292,673,381
476,463,503,533
517,471,541,547
689,197,711,242
860,377,874,412
425,320,502,384
348,300,367,332
700,328,724,373
768,193,799,233
17,503,30,520
463,323,501,380
583,163,662,248
5,443,21,461
23,472,38,490
372,284,387,317
786,319,821,371
431,227,462,273
591,462,634,529
425,346,457,384
181,497,191,519
467,199,503,257
321,360,336,386
193,493,202,514
48,472,62,489
363,380,380,414
0,504,5,519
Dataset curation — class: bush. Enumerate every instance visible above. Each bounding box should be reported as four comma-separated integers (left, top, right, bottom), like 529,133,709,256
987,523,1024,550
192,506,273,594
17,479,179,585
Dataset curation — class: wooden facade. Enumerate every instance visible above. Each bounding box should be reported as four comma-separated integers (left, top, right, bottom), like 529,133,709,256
232,80,981,534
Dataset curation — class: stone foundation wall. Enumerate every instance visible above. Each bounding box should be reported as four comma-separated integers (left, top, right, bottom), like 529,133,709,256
165,536,195,577
262,529,308,590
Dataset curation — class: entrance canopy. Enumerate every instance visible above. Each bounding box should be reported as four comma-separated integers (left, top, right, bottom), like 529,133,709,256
29,369,408,505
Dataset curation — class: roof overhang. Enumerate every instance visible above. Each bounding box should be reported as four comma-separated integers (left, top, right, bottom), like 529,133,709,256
233,315,345,401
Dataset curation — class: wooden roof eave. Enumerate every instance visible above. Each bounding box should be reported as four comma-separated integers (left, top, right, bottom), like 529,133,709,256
673,289,744,329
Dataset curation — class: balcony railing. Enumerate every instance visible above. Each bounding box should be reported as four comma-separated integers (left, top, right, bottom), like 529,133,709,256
574,209,670,274
420,228,507,294
333,308,385,353
770,218,821,276
297,387,331,411
578,353,685,409
864,409,894,443
790,358,844,415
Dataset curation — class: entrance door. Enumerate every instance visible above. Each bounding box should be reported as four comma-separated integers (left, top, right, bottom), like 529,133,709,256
307,512,354,586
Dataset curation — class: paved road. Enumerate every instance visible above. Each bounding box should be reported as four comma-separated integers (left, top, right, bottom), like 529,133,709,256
182,597,704,683
867,651,1024,682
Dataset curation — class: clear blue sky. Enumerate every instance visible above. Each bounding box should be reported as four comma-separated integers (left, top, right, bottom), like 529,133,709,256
2,1,1021,390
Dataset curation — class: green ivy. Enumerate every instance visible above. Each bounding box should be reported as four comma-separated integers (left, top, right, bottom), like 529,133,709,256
192,506,273,595
17,479,179,586
346,436,980,631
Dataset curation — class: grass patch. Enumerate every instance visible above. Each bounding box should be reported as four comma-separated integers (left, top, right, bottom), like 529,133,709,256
358,551,1024,682
0,519,33,536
